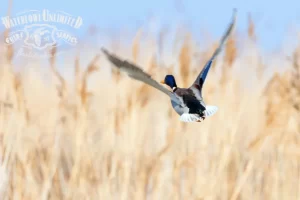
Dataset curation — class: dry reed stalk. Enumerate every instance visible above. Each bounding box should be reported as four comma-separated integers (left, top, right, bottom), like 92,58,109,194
73,52,81,115
4,0,14,64
49,45,56,66
247,72,289,151
108,40,124,135
247,13,256,42
113,94,121,136
13,72,29,122
141,158,162,200
147,54,158,75
79,54,100,111
263,43,300,127
110,37,122,84
172,160,181,200
49,45,67,99
132,32,148,108
139,142,174,199
291,46,300,134
173,25,185,55
112,65,121,83
132,29,143,63
179,33,191,87
291,45,300,114
167,63,175,75
248,48,299,151
179,155,197,199
226,152,239,199
265,73,290,126
113,99,121,136
224,29,236,67
247,14,264,80
256,58,265,81
158,27,168,65
126,94,133,114
220,30,236,86
230,160,254,200
74,53,81,85
136,54,157,108
48,45,73,125
135,106,178,199
157,111,178,159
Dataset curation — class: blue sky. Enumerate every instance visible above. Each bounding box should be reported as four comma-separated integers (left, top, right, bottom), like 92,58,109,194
1,0,300,52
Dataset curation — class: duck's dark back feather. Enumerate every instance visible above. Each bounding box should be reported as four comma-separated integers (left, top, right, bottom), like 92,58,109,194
183,95,206,115
174,88,194,96
175,88,206,115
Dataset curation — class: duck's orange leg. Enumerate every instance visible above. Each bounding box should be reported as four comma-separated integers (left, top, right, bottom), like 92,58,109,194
196,116,205,122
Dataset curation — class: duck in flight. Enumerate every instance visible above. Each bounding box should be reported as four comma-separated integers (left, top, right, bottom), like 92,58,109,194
101,9,236,122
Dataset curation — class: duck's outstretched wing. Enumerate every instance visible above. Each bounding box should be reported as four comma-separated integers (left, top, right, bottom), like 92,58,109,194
189,8,237,98
101,48,181,104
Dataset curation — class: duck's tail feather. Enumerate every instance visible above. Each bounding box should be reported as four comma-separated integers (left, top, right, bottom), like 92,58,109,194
179,105,218,122
179,113,203,123
203,105,218,117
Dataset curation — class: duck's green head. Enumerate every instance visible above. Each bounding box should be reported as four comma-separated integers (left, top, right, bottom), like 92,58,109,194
161,75,177,90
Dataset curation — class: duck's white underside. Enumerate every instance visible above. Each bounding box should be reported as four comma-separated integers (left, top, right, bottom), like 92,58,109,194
179,105,219,123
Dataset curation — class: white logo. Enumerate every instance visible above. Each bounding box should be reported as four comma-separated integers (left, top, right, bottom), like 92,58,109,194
1,9,83,58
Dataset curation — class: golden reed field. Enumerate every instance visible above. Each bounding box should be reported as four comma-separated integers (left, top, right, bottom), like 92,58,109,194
0,14,299,200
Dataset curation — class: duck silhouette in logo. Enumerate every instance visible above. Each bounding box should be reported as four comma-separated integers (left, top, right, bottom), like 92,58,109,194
24,25,56,49
30,27,50,47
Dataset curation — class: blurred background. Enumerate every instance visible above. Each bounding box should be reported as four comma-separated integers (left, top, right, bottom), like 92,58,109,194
0,0,299,199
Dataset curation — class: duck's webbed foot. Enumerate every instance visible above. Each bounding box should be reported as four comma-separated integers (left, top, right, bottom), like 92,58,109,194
196,115,206,122
196,113,206,122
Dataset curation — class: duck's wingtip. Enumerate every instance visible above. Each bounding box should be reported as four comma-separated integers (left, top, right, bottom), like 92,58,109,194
101,47,110,56
232,8,237,20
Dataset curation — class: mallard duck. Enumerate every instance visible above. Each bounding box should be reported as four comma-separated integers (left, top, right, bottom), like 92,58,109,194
102,9,236,122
